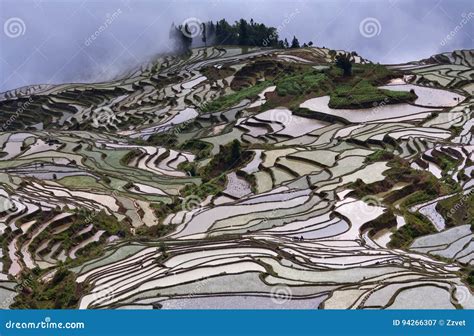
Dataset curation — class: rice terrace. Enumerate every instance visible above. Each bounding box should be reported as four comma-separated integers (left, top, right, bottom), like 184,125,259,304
0,8,473,312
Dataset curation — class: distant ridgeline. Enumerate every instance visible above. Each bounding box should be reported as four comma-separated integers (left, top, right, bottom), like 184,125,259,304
169,18,311,53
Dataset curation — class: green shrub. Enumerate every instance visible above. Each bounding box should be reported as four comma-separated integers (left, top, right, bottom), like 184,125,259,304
120,148,142,165
201,80,273,112
199,140,247,179
275,71,327,96
388,212,436,249
179,139,212,159
328,79,416,109
12,268,83,309
365,150,395,163
437,192,474,227
146,133,178,147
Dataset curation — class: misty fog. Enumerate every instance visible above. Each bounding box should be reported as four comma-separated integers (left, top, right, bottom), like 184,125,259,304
0,0,472,92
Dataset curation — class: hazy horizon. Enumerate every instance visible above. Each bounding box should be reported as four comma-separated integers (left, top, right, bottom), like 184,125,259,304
1,0,473,92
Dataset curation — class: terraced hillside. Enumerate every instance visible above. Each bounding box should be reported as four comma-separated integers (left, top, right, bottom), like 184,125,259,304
0,46,472,309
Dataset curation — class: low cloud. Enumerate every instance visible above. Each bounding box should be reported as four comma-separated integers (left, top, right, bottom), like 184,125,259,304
0,0,472,92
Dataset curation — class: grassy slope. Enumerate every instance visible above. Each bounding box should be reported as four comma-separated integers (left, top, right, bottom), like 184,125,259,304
437,193,474,228
201,61,416,114
329,79,416,109
201,80,273,112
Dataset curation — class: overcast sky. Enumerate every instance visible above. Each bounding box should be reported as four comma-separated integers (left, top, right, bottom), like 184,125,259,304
0,0,473,92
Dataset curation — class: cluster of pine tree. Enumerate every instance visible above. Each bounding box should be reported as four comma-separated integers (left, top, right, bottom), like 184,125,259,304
169,18,312,53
